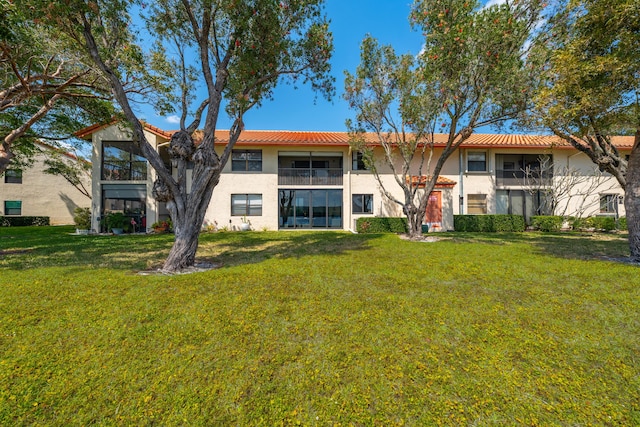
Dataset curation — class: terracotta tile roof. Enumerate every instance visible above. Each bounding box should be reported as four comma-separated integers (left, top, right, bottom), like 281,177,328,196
143,123,173,139
74,121,114,139
75,120,173,140
76,122,634,150
460,133,635,149
409,175,457,188
213,130,352,146
218,130,633,150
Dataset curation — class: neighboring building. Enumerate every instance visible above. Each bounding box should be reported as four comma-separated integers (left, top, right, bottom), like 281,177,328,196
0,142,91,225
77,122,631,232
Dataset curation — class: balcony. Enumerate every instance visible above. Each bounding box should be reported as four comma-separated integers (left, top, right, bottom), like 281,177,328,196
278,168,343,186
496,169,553,187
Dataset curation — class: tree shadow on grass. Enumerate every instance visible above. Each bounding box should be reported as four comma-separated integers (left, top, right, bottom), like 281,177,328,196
192,230,380,270
0,226,382,272
447,231,632,263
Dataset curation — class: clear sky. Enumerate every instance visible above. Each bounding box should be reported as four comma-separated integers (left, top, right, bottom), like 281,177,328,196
137,0,425,132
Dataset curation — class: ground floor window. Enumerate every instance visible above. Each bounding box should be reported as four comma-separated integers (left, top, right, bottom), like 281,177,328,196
600,194,621,214
4,200,21,215
101,184,146,231
231,194,263,216
467,194,487,214
279,189,342,228
352,194,373,214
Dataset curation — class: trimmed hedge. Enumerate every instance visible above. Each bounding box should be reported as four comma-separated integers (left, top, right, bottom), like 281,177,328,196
570,216,622,232
0,216,50,226
618,217,627,230
531,216,564,232
454,215,525,232
356,217,408,233
590,216,617,232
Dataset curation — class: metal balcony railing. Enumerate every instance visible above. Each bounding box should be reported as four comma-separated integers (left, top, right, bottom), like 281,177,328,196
496,169,553,187
278,168,343,185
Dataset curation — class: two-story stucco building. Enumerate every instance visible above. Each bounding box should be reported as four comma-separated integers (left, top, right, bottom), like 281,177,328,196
76,122,631,233
0,142,91,225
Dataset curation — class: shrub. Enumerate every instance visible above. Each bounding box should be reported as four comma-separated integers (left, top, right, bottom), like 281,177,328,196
102,212,127,230
568,216,587,230
454,215,525,232
454,215,491,232
590,216,617,231
617,217,627,231
0,216,50,226
73,207,92,230
494,214,526,232
531,216,563,232
356,217,408,233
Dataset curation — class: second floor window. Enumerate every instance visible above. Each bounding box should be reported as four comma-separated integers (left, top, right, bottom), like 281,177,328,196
4,169,22,184
232,150,262,171
352,151,369,171
467,152,487,172
102,141,147,181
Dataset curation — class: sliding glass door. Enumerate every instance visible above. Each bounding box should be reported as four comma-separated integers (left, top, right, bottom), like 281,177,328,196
279,189,342,229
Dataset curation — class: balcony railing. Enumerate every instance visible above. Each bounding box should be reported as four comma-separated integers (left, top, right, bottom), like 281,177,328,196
496,169,553,187
278,168,343,186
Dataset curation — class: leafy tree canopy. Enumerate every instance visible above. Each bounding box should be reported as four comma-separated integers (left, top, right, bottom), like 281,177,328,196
16,0,334,272
345,0,543,238
527,0,640,185
1,0,169,173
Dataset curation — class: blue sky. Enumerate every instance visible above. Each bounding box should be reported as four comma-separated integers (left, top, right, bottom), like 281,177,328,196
137,0,425,132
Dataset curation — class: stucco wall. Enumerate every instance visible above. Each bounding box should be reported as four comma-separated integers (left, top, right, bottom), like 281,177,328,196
0,147,91,225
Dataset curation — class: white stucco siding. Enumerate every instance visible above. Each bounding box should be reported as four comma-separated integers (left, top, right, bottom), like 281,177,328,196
559,151,625,217
208,145,279,231
452,148,627,219
459,174,495,213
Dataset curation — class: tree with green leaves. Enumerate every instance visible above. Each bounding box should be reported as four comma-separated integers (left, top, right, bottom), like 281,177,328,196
528,0,640,260
0,0,118,174
345,0,543,239
19,0,334,272
42,148,92,199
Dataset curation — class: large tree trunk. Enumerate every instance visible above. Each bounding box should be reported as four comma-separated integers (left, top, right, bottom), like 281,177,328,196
404,204,425,240
161,181,218,273
625,130,640,262
162,213,205,272
156,130,222,273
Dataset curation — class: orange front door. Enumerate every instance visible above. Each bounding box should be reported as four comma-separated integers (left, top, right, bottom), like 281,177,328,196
425,191,442,229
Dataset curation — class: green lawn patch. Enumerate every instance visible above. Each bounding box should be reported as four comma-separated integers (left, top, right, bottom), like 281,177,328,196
1,227,638,425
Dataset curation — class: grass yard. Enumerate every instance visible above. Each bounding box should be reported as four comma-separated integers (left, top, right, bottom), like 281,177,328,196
1,226,639,426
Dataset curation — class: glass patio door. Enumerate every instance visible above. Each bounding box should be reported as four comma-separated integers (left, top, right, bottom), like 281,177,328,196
278,189,343,229
312,190,328,227
295,190,310,228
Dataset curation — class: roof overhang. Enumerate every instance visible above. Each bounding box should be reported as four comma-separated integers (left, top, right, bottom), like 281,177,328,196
73,121,634,150
409,175,457,189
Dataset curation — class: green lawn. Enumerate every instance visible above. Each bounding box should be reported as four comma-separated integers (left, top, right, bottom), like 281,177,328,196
1,226,638,425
